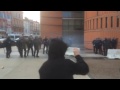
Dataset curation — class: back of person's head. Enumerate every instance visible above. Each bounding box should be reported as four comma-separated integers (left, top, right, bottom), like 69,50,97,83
48,39,68,60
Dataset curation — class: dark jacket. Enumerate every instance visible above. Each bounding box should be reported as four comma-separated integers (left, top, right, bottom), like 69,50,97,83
3,38,13,48
43,38,49,46
39,39,89,79
27,38,33,47
39,55,89,79
33,38,40,49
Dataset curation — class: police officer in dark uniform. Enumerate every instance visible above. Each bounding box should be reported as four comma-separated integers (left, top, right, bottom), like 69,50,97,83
43,36,49,54
16,36,27,58
115,38,118,49
94,38,99,54
111,38,116,49
98,38,103,55
33,36,40,57
27,36,34,56
3,36,13,58
92,39,96,54
111,38,118,49
103,38,107,56
108,38,112,49
103,38,111,56
38,36,42,50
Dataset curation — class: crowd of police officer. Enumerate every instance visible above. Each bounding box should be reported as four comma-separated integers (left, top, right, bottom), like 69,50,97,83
2,35,62,58
92,38,118,56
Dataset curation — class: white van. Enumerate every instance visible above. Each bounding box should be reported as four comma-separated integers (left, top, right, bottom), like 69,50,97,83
8,34,21,41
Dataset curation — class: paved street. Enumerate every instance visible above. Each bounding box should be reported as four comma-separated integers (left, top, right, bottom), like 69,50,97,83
1,47,120,79
0,47,90,79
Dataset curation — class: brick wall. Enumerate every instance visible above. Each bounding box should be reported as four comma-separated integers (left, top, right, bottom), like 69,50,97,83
84,11,120,49
40,11,62,38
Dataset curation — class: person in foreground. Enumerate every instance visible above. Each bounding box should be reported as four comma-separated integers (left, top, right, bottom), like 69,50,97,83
39,39,89,79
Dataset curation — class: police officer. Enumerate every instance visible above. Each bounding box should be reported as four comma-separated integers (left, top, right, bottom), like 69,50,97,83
111,38,116,49
112,38,118,49
103,38,111,56
115,38,118,49
43,36,49,54
16,36,27,58
98,38,103,55
38,36,42,50
33,36,40,57
3,36,13,58
92,39,96,54
94,38,99,54
108,38,112,49
27,36,34,56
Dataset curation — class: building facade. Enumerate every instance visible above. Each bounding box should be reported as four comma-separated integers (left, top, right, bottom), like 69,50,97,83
62,11,84,47
40,11,84,47
24,17,31,35
84,11,120,49
41,11,62,38
0,11,12,38
40,11,120,49
11,11,24,34
33,21,40,36
24,17,40,36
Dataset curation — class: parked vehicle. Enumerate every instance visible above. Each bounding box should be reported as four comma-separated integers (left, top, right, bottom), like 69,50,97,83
8,34,21,41
0,38,6,48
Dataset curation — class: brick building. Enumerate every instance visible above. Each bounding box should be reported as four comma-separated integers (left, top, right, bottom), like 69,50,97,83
33,21,40,36
84,11,120,49
40,11,120,49
24,17,40,36
41,11,62,38
11,11,24,34
40,11,84,47
0,11,12,38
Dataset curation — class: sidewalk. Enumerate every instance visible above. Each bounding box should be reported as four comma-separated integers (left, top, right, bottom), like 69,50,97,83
0,47,90,79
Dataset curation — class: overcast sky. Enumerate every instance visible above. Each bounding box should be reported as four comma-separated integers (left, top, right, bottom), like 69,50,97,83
23,11,40,22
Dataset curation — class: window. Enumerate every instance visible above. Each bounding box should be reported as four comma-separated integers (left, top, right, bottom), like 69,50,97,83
101,18,102,28
90,20,91,30
87,21,89,30
63,11,83,18
105,17,107,28
96,18,98,29
111,16,113,27
117,16,119,27
63,11,71,18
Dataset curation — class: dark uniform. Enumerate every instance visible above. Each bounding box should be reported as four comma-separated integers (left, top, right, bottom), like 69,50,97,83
115,38,118,49
92,39,96,54
111,38,118,49
94,39,99,54
98,39,103,55
43,37,49,54
103,38,111,56
33,37,40,57
38,37,42,50
3,37,13,58
108,38,112,49
16,37,27,58
27,37,34,56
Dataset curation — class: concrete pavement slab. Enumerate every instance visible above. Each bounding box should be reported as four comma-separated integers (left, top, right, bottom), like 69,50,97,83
0,47,90,79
